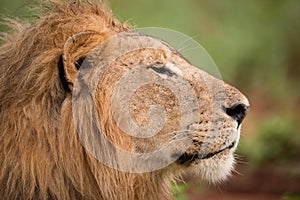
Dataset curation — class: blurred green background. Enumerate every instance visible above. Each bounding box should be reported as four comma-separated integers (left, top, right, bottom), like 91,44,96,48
1,0,299,199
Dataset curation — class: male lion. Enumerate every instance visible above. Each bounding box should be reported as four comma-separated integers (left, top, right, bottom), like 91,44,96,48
0,1,249,199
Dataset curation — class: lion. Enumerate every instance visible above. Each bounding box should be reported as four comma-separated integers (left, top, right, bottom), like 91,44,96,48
0,1,249,199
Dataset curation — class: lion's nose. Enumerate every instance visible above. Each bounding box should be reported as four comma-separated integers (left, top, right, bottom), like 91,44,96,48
223,103,249,126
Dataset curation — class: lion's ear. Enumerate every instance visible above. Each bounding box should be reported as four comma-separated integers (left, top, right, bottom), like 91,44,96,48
59,30,105,91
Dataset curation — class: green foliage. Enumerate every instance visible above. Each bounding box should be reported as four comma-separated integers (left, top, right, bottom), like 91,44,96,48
282,194,300,200
171,182,189,200
238,116,300,166
0,0,40,34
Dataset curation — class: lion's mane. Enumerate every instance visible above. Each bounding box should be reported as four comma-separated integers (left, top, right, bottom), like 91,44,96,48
0,1,173,199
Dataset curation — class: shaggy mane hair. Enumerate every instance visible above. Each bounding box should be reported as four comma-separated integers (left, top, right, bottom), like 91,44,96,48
0,1,174,199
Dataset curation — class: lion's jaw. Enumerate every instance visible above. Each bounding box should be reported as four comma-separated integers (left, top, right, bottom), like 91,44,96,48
189,126,241,183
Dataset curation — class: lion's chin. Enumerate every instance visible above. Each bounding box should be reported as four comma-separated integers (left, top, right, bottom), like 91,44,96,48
189,152,235,183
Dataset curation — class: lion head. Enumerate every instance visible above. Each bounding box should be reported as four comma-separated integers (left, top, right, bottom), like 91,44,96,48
0,1,249,199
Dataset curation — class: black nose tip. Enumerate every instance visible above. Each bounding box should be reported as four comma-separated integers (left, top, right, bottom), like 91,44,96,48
223,103,249,125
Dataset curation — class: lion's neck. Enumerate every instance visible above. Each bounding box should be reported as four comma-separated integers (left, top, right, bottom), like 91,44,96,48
57,99,174,200
133,173,173,200
91,169,173,200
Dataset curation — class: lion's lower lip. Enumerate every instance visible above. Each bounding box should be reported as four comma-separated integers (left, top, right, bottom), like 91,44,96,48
177,142,235,165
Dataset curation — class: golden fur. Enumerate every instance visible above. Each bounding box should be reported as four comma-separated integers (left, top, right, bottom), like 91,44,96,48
0,1,249,199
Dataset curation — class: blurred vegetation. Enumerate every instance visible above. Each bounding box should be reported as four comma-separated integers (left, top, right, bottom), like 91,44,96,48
1,0,300,198
238,116,300,166
283,194,300,200
171,182,189,200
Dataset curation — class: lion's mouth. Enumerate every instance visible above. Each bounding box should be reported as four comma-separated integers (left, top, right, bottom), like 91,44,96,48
176,142,235,165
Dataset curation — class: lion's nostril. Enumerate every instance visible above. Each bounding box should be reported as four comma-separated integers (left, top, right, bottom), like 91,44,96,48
223,103,249,126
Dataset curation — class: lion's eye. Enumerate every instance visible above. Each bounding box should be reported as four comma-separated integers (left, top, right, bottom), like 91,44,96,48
147,66,177,77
